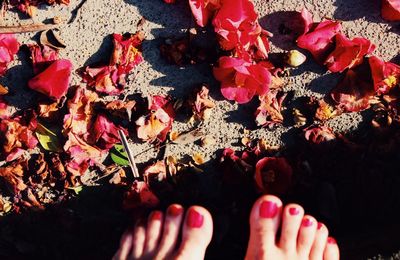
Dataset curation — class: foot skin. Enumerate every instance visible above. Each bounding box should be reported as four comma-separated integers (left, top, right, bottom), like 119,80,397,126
245,195,340,260
113,204,213,260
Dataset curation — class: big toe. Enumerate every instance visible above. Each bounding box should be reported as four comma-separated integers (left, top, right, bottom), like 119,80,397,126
245,195,283,259
174,206,213,260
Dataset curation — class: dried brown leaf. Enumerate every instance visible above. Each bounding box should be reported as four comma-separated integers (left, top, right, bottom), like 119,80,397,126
171,128,204,145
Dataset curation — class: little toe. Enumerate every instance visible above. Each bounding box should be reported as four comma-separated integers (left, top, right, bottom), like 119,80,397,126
142,211,164,258
113,230,133,260
245,195,283,259
297,215,317,256
175,206,213,260
323,237,340,260
131,220,147,259
279,204,304,252
310,222,329,260
154,204,184,259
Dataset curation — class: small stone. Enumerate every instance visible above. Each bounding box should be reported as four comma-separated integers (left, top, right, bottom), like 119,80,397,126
285,50,306,67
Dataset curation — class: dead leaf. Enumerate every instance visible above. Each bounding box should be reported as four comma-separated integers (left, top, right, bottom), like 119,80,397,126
40,29,66,50
171,128,204,145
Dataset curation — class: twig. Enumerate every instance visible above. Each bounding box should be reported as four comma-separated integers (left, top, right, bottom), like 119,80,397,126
118,130,140,178
0,23,60,34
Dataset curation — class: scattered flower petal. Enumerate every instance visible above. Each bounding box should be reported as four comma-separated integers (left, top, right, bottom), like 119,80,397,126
254,157,292,195
369,55,400,94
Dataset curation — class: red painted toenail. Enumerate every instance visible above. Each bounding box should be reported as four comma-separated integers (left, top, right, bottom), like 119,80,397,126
168,205,183,217
317,222,323,230
302,218,314,227
151,211,163,221
288,207,300,215
186,209,204,228
327,237,337,244
259,201,278,218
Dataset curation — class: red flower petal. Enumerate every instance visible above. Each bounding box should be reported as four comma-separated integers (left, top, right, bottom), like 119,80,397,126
28,59,72,100
254,157,293,195
0,96,12,120
381,0,400,21
88,114,128,149
213,56,271,104
29,44,59,74
324,34,375,73
369,55,400,94
0,34,20,75
331,69,375,112
297,20,341,63
189,0,221,27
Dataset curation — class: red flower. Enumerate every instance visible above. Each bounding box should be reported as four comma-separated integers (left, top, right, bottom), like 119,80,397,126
213,56,271,104
123,181,159,210
381,0,400,21
0,34,20,75
324,34,375,73
212,0,270,59
304,125,336,144
189,0,221,27
297,20,341,63
255,91,286,128
254,157,293,195
136,95,175,143
331,69,375,112
28,59,72,100
369,55,400,94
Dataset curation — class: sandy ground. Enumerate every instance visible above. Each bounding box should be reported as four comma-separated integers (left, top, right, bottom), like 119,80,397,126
1,0,400,259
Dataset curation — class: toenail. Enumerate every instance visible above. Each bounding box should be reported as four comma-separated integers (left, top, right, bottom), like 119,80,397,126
186,208,204,228
317,222,323,230
151,211,163,221
327,237,337,244
288,207,300,215
259,201,278,218
168,205,183,217
301,218,314,227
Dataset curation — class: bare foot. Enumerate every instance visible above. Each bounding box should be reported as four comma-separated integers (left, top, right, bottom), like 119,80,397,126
245,195,340,260
113,205,213,260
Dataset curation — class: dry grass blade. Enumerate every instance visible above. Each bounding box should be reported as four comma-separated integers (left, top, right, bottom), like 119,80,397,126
118,130,140,178
0,23,60,34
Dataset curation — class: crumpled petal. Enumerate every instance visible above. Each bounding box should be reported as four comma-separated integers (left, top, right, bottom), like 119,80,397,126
381,0,400,21
83,33,144,95
0,117,38,161
304,125,336,144
254,157,293,195
331,69,375,112
0,34,20,75
87,114,128,149
0,96,12,120
255,91,286,128
189,0,221,27
297,20,341,63
28,59,72,100
369,55,400,94
324,33,375,73
213,56,271,104
28,44,59,74
123,181,159,209
190,84,215,121
136,95,175,143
